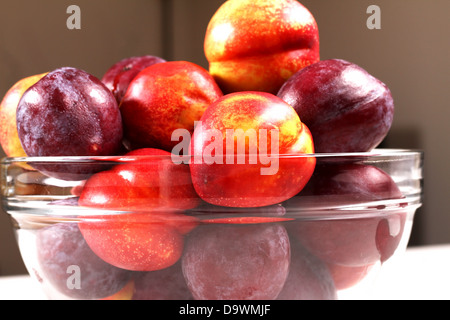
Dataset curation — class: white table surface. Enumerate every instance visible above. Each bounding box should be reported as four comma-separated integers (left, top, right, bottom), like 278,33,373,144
1,244,450,300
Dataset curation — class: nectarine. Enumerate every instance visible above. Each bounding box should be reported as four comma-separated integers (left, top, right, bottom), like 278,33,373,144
78,148,201,211
79,212,185,272
120,61,223,152
189,91,315,207
0,73,46,157
204,0,320,94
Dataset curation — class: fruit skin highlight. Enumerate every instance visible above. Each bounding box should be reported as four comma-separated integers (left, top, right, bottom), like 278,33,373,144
204,0,320,94
0,73,47,157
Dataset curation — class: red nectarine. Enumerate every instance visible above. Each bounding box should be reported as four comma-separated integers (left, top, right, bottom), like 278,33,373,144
204,0,320,94
120,61,223,152
189,91,315,207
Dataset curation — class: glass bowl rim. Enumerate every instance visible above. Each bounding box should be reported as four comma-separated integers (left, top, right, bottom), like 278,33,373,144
1,148,423,220
1,148,424,164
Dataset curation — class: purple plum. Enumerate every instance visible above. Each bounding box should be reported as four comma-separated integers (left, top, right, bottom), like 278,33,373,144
101,55,166,104
277,59,394,153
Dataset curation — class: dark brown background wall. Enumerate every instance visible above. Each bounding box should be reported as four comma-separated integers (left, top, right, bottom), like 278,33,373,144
1,0,449,275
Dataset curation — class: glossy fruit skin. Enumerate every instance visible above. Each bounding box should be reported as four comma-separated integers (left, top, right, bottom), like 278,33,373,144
181,223,290,300
204,0,320,94
286,163,406,267
36,223,132,299
101,55,166,104
16,67,123,158
79,212,185,272
0,73,47,157
189,91,316,207
77,148,199,272
120,61,223,152
78,148,200,211
277,59,394,152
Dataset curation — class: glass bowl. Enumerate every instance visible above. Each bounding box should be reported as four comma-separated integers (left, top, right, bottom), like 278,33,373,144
1,149,423,300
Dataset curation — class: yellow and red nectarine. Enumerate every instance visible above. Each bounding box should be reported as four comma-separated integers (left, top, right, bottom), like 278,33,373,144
0,73,47,157
204,0,320,94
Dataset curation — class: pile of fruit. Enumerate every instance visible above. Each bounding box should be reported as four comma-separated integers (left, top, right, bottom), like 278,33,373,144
1,0,404,300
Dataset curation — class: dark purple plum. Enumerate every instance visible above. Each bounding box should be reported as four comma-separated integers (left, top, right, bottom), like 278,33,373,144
285,163,406,267
36,223,132,299
276,238,337,300
277,59,394,153
133,261,193,300
16,67,123,179
289,214,406,268
17,67,123,158
285,163,404,208
101,55,166,104
181,223,290,300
